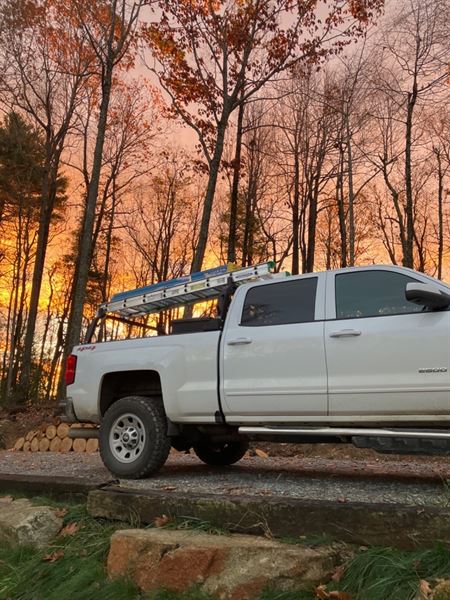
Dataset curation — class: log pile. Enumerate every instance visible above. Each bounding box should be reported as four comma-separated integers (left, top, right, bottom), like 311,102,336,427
12,420,99,453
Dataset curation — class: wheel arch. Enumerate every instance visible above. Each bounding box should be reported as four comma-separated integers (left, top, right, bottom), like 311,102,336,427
99,370,163,417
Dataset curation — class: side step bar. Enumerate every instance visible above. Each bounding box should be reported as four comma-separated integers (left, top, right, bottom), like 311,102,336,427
238,426,450,440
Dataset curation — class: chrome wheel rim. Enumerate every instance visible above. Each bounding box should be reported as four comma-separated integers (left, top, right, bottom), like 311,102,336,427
109,413,146,463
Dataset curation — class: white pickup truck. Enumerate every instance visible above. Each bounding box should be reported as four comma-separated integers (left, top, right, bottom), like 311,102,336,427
63,263,450,479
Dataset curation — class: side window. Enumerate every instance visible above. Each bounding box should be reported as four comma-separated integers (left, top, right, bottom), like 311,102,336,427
241,277,317,327
335,270,423,319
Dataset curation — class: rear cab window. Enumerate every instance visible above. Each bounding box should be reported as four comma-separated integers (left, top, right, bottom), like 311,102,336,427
241,277,318,326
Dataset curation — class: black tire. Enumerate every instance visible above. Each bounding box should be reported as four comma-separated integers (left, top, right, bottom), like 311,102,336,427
193,440,249,467
99,396,170,479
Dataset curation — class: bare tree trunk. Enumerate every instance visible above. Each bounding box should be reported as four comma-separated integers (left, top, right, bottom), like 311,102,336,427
305,129,327,273
18,158,58,401
381,158,408,262
101,189,116,303
291,151,300,275
191,117,228,272
38,269,56,381
404,85,417,268
336,144,347,268
435,148,444,279
227,99,245,264
345,112,356,266
65,61,114,353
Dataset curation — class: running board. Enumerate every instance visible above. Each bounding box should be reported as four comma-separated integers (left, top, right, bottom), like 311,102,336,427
238,426,450,440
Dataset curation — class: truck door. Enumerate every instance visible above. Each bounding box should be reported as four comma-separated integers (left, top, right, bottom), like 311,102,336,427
325,268,450,417
221,274,327,421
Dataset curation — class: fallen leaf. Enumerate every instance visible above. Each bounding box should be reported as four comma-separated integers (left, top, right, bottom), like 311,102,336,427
59,522,79,537
413,580,432,600
337,497,347,503
329,591,352,600
315,584,330,599
54,508,68,518
154,514,170,527
254,448,269,458
43,550,64,563
331,564,347,583
0,496,13,504
162,485,176,491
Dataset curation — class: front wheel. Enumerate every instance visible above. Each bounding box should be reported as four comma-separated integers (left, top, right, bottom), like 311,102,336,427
193,440,249,466
99,396,170,479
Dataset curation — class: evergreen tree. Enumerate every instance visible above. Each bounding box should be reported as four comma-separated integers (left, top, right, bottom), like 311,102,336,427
0,111,67,403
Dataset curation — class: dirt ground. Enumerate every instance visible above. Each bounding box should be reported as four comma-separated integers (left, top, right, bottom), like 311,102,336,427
0,405,59,448
1,405,450,467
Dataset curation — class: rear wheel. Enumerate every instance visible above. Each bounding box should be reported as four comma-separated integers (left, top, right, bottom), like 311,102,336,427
99,396,170,479
193,440,249,466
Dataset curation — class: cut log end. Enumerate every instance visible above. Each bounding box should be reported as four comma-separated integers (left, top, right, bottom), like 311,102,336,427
57,423,70,439
86,438,99,453
46,424,57,440
60,437,73,453
38,438,50,452
49,437,61,452
73,438,87,453
13,437,25,451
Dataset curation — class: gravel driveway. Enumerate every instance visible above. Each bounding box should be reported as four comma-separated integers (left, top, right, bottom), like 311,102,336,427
0,450,449,508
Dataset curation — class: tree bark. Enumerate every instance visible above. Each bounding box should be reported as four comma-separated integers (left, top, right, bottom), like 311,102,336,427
404,84,417,268
435,148,444,279
336,143,347,268
227,99,245,264
18,154,59,401
191,117,228,272
64,61,114,353
291,149,300,275
345,111,356,266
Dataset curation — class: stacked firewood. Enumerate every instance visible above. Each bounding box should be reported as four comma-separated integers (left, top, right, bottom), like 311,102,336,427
12,420,99,453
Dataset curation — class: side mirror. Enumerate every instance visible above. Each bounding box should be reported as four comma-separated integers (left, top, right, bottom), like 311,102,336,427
406,282,450,310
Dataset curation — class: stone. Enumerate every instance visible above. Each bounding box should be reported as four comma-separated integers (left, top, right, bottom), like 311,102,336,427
88,487,450,550
0,498,63,547
107,528,341,600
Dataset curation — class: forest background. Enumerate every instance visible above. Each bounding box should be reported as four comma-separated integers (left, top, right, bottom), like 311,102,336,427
0,0,449,405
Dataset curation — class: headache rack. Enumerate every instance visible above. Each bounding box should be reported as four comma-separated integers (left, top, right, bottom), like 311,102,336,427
85,262,287,342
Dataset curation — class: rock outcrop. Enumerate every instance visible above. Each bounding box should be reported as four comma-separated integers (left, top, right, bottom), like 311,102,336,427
108,528,342,600
0,497,62,547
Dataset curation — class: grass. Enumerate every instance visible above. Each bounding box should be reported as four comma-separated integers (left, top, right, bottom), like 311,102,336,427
336,545,450,600
1,495,450,600
0,502,140,600
156,516,231,537
0,498,316,600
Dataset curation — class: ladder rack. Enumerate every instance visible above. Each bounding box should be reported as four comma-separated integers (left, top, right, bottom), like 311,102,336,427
101,262,282,318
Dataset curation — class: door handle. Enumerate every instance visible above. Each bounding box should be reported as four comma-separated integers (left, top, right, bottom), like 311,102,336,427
227,337,253,346
329,329,362,338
